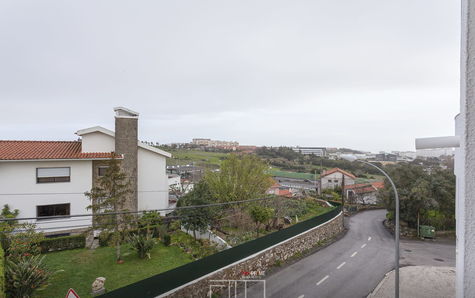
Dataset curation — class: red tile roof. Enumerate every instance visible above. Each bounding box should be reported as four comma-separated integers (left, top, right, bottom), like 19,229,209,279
0,140,121,160
321,168,356,179
277,189,292,197
345,181,384,194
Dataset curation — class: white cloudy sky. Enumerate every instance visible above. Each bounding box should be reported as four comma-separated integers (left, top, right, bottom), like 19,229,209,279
0,0,460,152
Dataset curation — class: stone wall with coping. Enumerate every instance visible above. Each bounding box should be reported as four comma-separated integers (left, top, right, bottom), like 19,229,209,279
165,212,344,297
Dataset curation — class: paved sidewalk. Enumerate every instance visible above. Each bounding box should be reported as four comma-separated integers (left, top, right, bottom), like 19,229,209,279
368,266,455,298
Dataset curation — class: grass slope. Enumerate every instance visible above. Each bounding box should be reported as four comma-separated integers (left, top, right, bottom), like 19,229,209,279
36,243,193,298
167,149,229,167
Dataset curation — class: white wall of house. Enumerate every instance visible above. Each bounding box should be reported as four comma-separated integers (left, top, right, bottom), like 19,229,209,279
0,160,93,233
168,174,181,190
138,148,169,214
81,131,115,153
321,172,355,190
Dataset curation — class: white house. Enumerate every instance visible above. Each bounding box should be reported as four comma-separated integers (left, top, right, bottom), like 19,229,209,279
168,174,182,191
344,181,384,205
0,107,171,235
320,168,356,193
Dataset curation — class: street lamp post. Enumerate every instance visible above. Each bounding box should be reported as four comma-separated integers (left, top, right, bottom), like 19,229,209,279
341,155,399,298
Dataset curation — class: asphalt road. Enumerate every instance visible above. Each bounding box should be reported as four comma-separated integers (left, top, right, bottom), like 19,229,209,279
242,209,456,298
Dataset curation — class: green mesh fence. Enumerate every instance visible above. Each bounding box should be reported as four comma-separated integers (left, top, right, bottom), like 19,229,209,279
101,204,341,298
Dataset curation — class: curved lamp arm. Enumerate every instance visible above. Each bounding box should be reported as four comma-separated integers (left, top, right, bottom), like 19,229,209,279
357,160,400,298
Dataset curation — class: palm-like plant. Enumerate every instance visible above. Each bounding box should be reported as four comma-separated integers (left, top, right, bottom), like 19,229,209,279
129,233,156,259
6,255,58,297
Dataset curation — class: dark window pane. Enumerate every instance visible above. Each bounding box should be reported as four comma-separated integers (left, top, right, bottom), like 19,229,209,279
37,204,70,219
98,167,109,177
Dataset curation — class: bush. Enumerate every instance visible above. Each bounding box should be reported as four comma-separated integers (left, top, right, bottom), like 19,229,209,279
5,224,44,258
162,234,171,247
98,231,112,247
39,235,86,253
168,220,181,232
5,255,56,297
128,234,156,259
0,243,4,297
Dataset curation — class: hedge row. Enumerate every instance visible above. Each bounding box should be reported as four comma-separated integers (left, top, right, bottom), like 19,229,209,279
40,234,86,253
0,243,4,298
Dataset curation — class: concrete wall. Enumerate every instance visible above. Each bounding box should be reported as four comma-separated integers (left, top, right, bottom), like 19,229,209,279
0,160,93,233
458,1,475,296
163,212,344,297
81,132,115,153
138,148,169,213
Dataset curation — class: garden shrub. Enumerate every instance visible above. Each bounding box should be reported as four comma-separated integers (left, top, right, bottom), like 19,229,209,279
98,231,112,247
0,243,4,298
168,220,181,232
5,224,44,258
5,255,56,297
162,234,171,247
128,234,156,259
39,234,86,253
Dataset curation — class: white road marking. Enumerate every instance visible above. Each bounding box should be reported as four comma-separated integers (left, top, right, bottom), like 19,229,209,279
297,295,305,298
316,275,330,286
361,244,367,248
351,251,358,258
368,237,372,241
337,262,346,269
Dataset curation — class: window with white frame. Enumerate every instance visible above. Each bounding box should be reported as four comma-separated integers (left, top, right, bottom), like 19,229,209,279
36,167,70,183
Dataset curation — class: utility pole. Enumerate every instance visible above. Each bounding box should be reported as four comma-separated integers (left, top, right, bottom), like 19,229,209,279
314,169,318,194
341,173,345,208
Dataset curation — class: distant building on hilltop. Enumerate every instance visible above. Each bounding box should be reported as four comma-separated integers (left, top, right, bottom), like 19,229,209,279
416,148,455,158
191,138,239,150
292,147,327,157
375,153,397,162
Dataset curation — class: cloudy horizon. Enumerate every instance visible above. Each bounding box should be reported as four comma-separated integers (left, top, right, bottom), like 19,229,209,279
0,0,461,153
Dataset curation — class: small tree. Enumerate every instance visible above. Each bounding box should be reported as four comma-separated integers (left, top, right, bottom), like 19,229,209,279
85,154,132,262
248,205,274,237
176,181,216,240
204,154,272,203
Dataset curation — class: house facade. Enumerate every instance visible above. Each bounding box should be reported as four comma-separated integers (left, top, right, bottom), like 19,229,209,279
0,107,171,234
344,181,384,205
320,168,356,193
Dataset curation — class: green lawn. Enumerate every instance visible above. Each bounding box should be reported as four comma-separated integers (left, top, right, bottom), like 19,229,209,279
166,149,229,167
36,243,193,298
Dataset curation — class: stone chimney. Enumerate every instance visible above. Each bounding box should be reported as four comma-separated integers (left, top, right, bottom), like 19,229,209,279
114,107,139,212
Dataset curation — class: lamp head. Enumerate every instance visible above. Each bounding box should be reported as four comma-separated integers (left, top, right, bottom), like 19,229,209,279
341,154,358,162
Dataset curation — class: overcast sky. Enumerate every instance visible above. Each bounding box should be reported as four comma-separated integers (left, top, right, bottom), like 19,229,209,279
0,0,460,152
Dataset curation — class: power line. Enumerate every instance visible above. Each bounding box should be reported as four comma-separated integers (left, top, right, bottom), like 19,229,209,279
0,190,169,196
4,199,337,232
0,196,278,222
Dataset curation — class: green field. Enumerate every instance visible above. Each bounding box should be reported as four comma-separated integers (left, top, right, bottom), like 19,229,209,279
166,149,229,167
268,168,318,180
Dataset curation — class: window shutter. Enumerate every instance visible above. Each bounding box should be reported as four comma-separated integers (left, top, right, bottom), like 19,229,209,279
37,167,70,178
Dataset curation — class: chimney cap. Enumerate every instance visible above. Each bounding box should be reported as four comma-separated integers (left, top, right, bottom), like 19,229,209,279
114,107,139,119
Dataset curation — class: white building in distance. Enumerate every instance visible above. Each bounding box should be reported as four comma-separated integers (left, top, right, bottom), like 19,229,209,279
292,147,327,157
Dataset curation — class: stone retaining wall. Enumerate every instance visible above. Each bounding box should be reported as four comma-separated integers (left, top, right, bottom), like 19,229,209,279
165,212,344,297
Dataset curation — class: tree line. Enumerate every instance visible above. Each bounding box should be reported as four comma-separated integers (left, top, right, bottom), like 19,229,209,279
378,163,455,231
